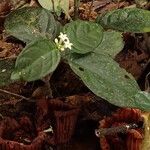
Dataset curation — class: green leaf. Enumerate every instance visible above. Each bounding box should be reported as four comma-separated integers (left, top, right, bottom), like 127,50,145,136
5,7,61,43
38,0,69,17
94,31,124,58
98,8,150,33
38,0,55,11
69,53,140,108
134,91,150,111
0,59,15,86
69,53,150,110
63,20,103,54
11,39,60,81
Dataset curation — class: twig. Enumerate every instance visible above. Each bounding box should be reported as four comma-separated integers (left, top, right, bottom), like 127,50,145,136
0,88,30,101
88,0,94,19
0,56,17,61
95,123,138,138
74,0,80,20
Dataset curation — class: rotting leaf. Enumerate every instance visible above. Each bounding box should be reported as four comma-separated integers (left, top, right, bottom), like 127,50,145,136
4,7,61,43
97,8,150,33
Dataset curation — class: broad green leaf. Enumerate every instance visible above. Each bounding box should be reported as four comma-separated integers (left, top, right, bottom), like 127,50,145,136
11,39,60,81
94,31,124,58
0,59,15,86
98,8,150,33
38,0,69,17
69,53,140,108
5,7,61,43
134,91,150,111
63,20,103,54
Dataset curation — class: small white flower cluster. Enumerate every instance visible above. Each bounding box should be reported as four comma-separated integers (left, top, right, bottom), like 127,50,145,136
55,32,73,51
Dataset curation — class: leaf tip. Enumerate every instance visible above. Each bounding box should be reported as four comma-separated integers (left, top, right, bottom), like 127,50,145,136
11,71,21,81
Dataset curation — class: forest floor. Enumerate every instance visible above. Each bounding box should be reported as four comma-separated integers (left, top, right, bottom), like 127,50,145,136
0,0,150,150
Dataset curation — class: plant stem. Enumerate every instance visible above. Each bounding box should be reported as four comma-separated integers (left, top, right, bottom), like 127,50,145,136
42,74,53,98
51,0,55,12
74,0,80,20
51,0,58,19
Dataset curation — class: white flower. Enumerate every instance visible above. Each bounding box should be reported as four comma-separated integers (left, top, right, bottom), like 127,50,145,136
58,32,68,41
60,47,65,51
55,32,73,51
54,38,59,44
64,40,73,50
